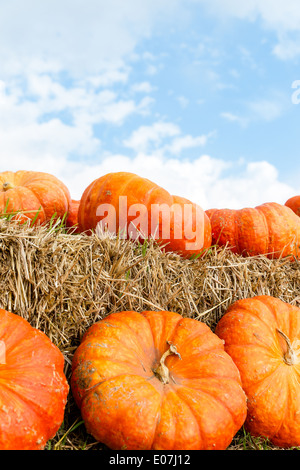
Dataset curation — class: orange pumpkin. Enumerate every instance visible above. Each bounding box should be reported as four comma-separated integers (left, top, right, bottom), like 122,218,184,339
78,172,211,258
285,195,300,217
205,202,300,258
0,170,71,225
66,199,80,233
71,310,247,450
215,295,300,448
0,309,69,450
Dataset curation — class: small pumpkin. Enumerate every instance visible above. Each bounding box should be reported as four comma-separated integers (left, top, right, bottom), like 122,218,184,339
71,310,247,450
205,202,300,259
78,172,211,258
66,199,80,233
285,195,300,217
215,295,300,448
0,170,71,225
0,309,69,450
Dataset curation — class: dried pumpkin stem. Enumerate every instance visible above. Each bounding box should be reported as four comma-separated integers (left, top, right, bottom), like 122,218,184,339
153,341,181,384
2,182,14,191
276,328,295,366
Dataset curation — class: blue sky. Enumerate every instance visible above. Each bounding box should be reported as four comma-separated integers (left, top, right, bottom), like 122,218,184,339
0,0,299,209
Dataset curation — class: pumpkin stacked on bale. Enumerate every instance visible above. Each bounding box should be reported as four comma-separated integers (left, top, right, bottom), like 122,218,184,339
0,309,69,450
78,171,212,258
216,295,300,448
285,195,300,217
71,310,247,450
206,202,300,259
0,170,71,225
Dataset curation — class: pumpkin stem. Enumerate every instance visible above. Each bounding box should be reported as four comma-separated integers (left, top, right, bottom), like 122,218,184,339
153,341,181,385
2,181,14,191
276,329,296,366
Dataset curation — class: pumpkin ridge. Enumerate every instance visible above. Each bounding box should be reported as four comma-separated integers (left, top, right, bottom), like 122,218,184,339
11,186,47,221
248,365,290,438
0,373,67,435
100,317,155,367
0,328,54,362
254,206,269,252
234,210,242,253
173,385,223,448
158,385,202,449
272,382,295,443
227,302,281,339
255,296,296,343
176,381,239,432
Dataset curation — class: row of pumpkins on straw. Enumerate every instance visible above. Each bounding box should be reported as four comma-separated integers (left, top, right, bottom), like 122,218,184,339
1,169,300,260
1,169,300,450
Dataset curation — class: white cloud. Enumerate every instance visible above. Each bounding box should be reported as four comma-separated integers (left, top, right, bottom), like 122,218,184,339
164,134,210,155
177,96,189,108
123,121,212,156
130,82,156,94
221,91,287,127
248,98,284,122
272,32,300,60
220,112,248,127
50,153,298,210
0,0,183,78
196,0,300,60
123,122,181,153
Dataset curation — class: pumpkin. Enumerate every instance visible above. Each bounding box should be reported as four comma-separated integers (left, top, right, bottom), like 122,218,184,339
285,195,300,217
205,202,300,259
0,170,71,225
78,172,211,258
71,310,247,450
66,199,80,233
0,308,69,450
215,295,300,448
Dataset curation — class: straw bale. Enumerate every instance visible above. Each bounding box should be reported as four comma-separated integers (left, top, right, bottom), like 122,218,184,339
1,217,299,364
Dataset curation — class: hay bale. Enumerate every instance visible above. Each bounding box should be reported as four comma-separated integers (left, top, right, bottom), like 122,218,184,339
1,217,299,361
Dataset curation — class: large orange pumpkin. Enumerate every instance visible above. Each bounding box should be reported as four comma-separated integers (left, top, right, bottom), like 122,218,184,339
78,172,211,258
0,309,69,450
205,202,300,259
71,310,247,450
215,295,300,448
285,195,300,217
0,170,71,225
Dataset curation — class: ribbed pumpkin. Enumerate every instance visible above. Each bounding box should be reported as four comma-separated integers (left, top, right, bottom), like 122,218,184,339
0,309,69,450
78,172,211,258
285,195,300,217
66,199,80,233
71,310,247,450
215,295,300,448
205,202,300,259
0,170,71,225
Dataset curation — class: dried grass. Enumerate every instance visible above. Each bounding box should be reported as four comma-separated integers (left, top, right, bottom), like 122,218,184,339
0,217,299,450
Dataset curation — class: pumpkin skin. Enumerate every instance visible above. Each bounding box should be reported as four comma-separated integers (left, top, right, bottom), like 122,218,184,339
205,202,300,258
66,199,80,233
285,195,300,217
0,309,69,450
215,295,300,448
0,170,71,225
78,172,211,258
71,310,247,450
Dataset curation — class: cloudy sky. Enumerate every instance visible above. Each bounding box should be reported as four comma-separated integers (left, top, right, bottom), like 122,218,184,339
0,0,299,209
